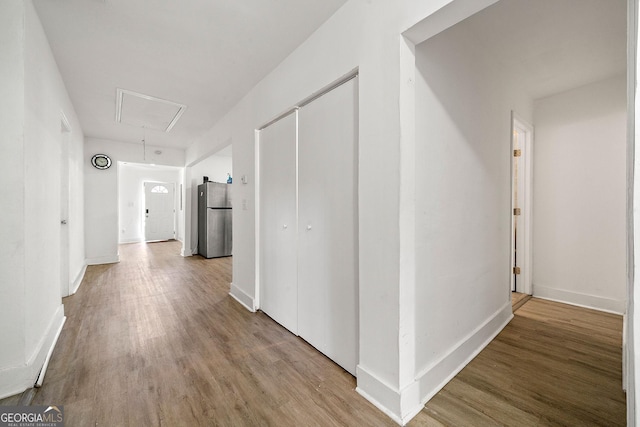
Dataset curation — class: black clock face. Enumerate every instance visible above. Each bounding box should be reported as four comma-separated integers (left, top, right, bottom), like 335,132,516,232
91,154,111,170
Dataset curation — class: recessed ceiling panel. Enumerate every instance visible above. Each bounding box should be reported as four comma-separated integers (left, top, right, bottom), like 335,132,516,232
116,89,187,132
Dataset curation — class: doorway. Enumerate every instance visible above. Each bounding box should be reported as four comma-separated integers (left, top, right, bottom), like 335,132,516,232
511,113,533,295
144,182,176,242
60,114,71,298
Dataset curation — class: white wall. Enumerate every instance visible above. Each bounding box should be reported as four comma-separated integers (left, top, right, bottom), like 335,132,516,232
183,0,500,422
534,76,627,313
118,163,182,244
413,15,532,394
0,0,27,388
0,0,84,399
187,152,233,254
85,138,184,264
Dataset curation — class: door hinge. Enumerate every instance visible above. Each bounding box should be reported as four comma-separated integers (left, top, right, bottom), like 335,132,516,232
513,266,521,275
514,149,522,157
513,208,521,216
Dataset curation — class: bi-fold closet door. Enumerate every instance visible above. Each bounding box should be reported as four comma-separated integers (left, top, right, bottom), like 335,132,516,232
259,77,358,375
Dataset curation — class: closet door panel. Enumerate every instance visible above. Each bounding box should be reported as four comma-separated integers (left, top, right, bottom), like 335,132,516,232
259,112,298,334
298,78,358,375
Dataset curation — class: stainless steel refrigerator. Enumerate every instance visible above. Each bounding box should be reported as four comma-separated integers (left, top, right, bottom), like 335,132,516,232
198,182,232,258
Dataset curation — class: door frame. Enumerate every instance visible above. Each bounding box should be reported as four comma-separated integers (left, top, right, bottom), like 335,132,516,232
510,112,534,295
60,112,71,298
143,181,176,242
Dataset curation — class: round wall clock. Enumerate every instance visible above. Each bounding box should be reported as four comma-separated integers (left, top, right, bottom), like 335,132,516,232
91,154,112,170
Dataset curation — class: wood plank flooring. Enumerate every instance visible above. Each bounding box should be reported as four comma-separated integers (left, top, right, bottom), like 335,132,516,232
1,241,625,426
422,298,626,426
23,242,399,426
511,291,531,312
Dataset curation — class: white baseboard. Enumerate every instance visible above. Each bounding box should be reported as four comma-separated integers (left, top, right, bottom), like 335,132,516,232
69,264,87,295
356,301,513,426
355,367,404,425
86,255,119,265
534,285,625,314
229,283,255,312
413,301,513,406
119,238,142,244
0,305,66,400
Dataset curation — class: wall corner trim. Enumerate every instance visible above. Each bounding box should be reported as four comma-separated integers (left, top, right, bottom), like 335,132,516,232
70,264,87,295
229,283,256,312
86,255,120,266
0,305,66,400
534,285,626,314
356,301,513,426
414,301,513,409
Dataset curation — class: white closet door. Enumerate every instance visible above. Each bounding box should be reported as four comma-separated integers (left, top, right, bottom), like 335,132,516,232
298,78,358,375
259,112,298,334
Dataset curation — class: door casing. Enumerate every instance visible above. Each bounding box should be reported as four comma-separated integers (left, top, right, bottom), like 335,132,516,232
510,112,534,295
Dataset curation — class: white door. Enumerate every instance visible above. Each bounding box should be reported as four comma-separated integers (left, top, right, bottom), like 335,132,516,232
298,77,358,375
60,120,71,298
144,182,175,242
259,112,298,334
511,114,533,294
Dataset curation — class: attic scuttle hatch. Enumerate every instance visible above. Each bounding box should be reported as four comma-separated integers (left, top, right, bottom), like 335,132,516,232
115,88,187,132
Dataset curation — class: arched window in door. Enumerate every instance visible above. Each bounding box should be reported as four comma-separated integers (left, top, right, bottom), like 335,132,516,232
151,185,169,194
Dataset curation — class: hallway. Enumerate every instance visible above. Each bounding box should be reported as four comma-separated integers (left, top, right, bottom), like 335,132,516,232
26,242,397,426
4,241,625,426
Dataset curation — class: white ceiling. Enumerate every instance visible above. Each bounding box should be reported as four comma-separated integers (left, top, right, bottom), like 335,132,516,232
451,0,627,100
33,0,348,149
33,0,627,152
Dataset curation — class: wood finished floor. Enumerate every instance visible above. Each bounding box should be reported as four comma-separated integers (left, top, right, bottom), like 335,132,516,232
511,291,531,312
2,241,625,426
422,298,626,426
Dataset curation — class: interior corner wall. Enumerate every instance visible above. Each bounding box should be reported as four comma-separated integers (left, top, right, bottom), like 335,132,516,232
84,138,185,264
533,75,627,313
413,18,531,387
188,154,233,254
118,164,182,244
0,0,84,399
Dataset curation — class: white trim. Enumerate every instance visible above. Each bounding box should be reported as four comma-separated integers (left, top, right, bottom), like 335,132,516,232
35,317,66,387
180,245,193,257
355,366,404,425
257,70,358,131
69,264,87,295
86,255,119,265
356,302,512,426
403,0,500,45
0,305,65,399
229,283,256,312
510,112,534,295
398,36,417,393
115,88,187,133
534,285,626,315
119,237,143,244
626,1,638,424
254,129,261,310
414,301,513,406
143,181,176,242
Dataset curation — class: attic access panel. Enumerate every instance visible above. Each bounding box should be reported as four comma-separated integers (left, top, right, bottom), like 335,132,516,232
116,88,187,132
